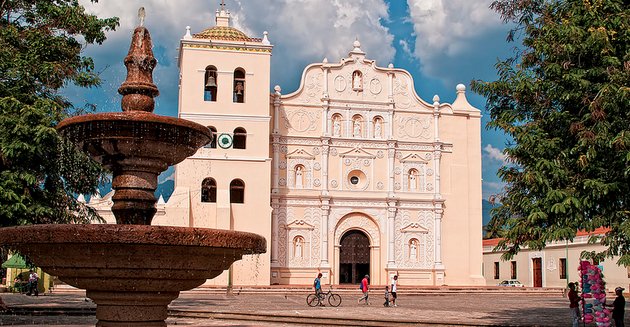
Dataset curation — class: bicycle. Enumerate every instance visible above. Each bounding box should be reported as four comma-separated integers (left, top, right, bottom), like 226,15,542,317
306,286,342,307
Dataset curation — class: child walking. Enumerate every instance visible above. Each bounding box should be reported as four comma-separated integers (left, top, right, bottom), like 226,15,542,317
383,285,390,307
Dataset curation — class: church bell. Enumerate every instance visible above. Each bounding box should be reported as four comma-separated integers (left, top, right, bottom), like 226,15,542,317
205,76,217,88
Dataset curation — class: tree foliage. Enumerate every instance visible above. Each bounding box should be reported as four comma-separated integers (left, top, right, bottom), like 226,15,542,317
472,0,630,265
0,0,118,226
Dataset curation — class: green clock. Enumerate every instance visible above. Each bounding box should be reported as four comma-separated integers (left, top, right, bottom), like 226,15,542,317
217,133,233,149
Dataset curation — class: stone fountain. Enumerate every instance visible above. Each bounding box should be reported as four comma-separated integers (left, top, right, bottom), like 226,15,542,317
0,26,266,327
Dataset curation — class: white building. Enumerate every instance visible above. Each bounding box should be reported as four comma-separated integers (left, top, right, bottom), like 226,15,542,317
91,5,485,287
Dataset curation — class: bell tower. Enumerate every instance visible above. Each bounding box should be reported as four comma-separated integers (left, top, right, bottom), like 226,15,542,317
169,3,274,286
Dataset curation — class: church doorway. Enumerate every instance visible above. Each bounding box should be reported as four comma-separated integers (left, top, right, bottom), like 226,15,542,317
339,230,370,284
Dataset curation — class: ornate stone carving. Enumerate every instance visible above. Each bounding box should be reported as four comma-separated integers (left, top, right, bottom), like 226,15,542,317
396,115,432,139
278,177,287,186
426,168,433,176
331,180,338,188
377,181,384,190
313,162,321,171
426,183,434,191
425,153,432,161
363,159,371,167
279,161,287,170
299,71,323,103
313,178,321,187
394,182,401,190
394,167,401,175
330,148,338,156
369,77,382,95
393,76,412,109
377,150,384,158
312,147,320,155
282,107,320,132
280,145,288,154
334,213,380,245
344,158,352,166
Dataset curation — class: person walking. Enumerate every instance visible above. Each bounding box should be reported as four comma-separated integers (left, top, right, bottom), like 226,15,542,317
26,269,39,296
357,274,370,305
606,286,626,327
312,273,324,306
568,282,581,327
390,275,398,307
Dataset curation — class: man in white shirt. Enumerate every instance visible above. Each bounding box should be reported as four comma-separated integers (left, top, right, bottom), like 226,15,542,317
390,275,398,307
27,269,39,296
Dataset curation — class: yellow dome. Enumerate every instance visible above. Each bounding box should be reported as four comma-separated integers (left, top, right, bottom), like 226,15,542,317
194,26,251,41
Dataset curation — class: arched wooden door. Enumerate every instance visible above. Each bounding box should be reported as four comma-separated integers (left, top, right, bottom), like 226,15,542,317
339,230,370,284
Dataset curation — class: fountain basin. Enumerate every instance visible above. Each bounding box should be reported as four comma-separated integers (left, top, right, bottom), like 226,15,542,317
57,111,212,225
0,224,266,326
57,111,211,168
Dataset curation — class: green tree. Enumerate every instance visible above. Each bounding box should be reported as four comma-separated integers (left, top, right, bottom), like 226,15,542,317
0,1,118,226
472,0,630,265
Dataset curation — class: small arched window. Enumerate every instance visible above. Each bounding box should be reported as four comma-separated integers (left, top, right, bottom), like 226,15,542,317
205,126,217,148
233,68,245,103
233,127,247,149
230,179,245,203
201,178,217,203
204,66,218,102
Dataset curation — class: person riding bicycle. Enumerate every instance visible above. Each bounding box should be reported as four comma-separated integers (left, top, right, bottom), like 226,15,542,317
313,273,325,306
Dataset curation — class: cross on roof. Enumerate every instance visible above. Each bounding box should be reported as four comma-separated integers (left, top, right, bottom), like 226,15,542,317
220,1,226,11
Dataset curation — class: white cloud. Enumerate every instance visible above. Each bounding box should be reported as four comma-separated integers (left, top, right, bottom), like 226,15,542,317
483,144,507,163
399,39,412,56
406,0,512,87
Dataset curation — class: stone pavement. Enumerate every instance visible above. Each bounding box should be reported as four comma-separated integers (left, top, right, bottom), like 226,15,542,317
0,287,628,326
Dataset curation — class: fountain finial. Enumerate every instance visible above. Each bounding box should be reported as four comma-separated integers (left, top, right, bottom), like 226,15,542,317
138,7,146,27
118,26,159,112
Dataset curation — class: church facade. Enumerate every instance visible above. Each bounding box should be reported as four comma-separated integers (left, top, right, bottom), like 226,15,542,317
90,6,485,287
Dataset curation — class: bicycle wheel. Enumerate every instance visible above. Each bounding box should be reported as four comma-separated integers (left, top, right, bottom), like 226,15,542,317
307,294,320,307
328,293,342,307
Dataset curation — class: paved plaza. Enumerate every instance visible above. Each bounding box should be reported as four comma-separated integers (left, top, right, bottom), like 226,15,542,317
0,287,627,326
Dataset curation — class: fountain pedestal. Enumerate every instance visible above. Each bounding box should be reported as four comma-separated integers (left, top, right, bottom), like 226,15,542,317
0,25,267,327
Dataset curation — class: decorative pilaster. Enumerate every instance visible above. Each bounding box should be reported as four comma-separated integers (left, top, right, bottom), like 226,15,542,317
273,86,281,134
434,203,444,269
433,145,442,199
433,95,440,142
322,63,331,136
387,141,396,197
271,198,279,265
272,136,280,193
387,64,395,140
387,198,398,268
320,196,331,268
321,138,330,196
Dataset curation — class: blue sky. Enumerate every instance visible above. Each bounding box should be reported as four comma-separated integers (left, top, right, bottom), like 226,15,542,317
70,0,518,200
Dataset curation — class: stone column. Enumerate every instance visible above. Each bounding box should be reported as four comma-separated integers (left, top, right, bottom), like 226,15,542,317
387,198,397,268
387,66,395,140
433,146,442,199
387,141,396,197
320,197,331,268
273,86,281,134
321,139,330,196
271,199,279,265
434,204,444,269
272,136,280,193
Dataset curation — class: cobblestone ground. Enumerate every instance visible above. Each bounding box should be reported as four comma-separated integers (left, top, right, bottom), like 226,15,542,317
0,290,628,326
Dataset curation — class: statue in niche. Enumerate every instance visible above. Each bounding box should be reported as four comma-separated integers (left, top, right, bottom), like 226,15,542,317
374,119,382,138
333,116,341,137
409,171,417,190
294,237,303,259
295,166,303,188
353,119,361,138
353,71,362,89
410,240,418,262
